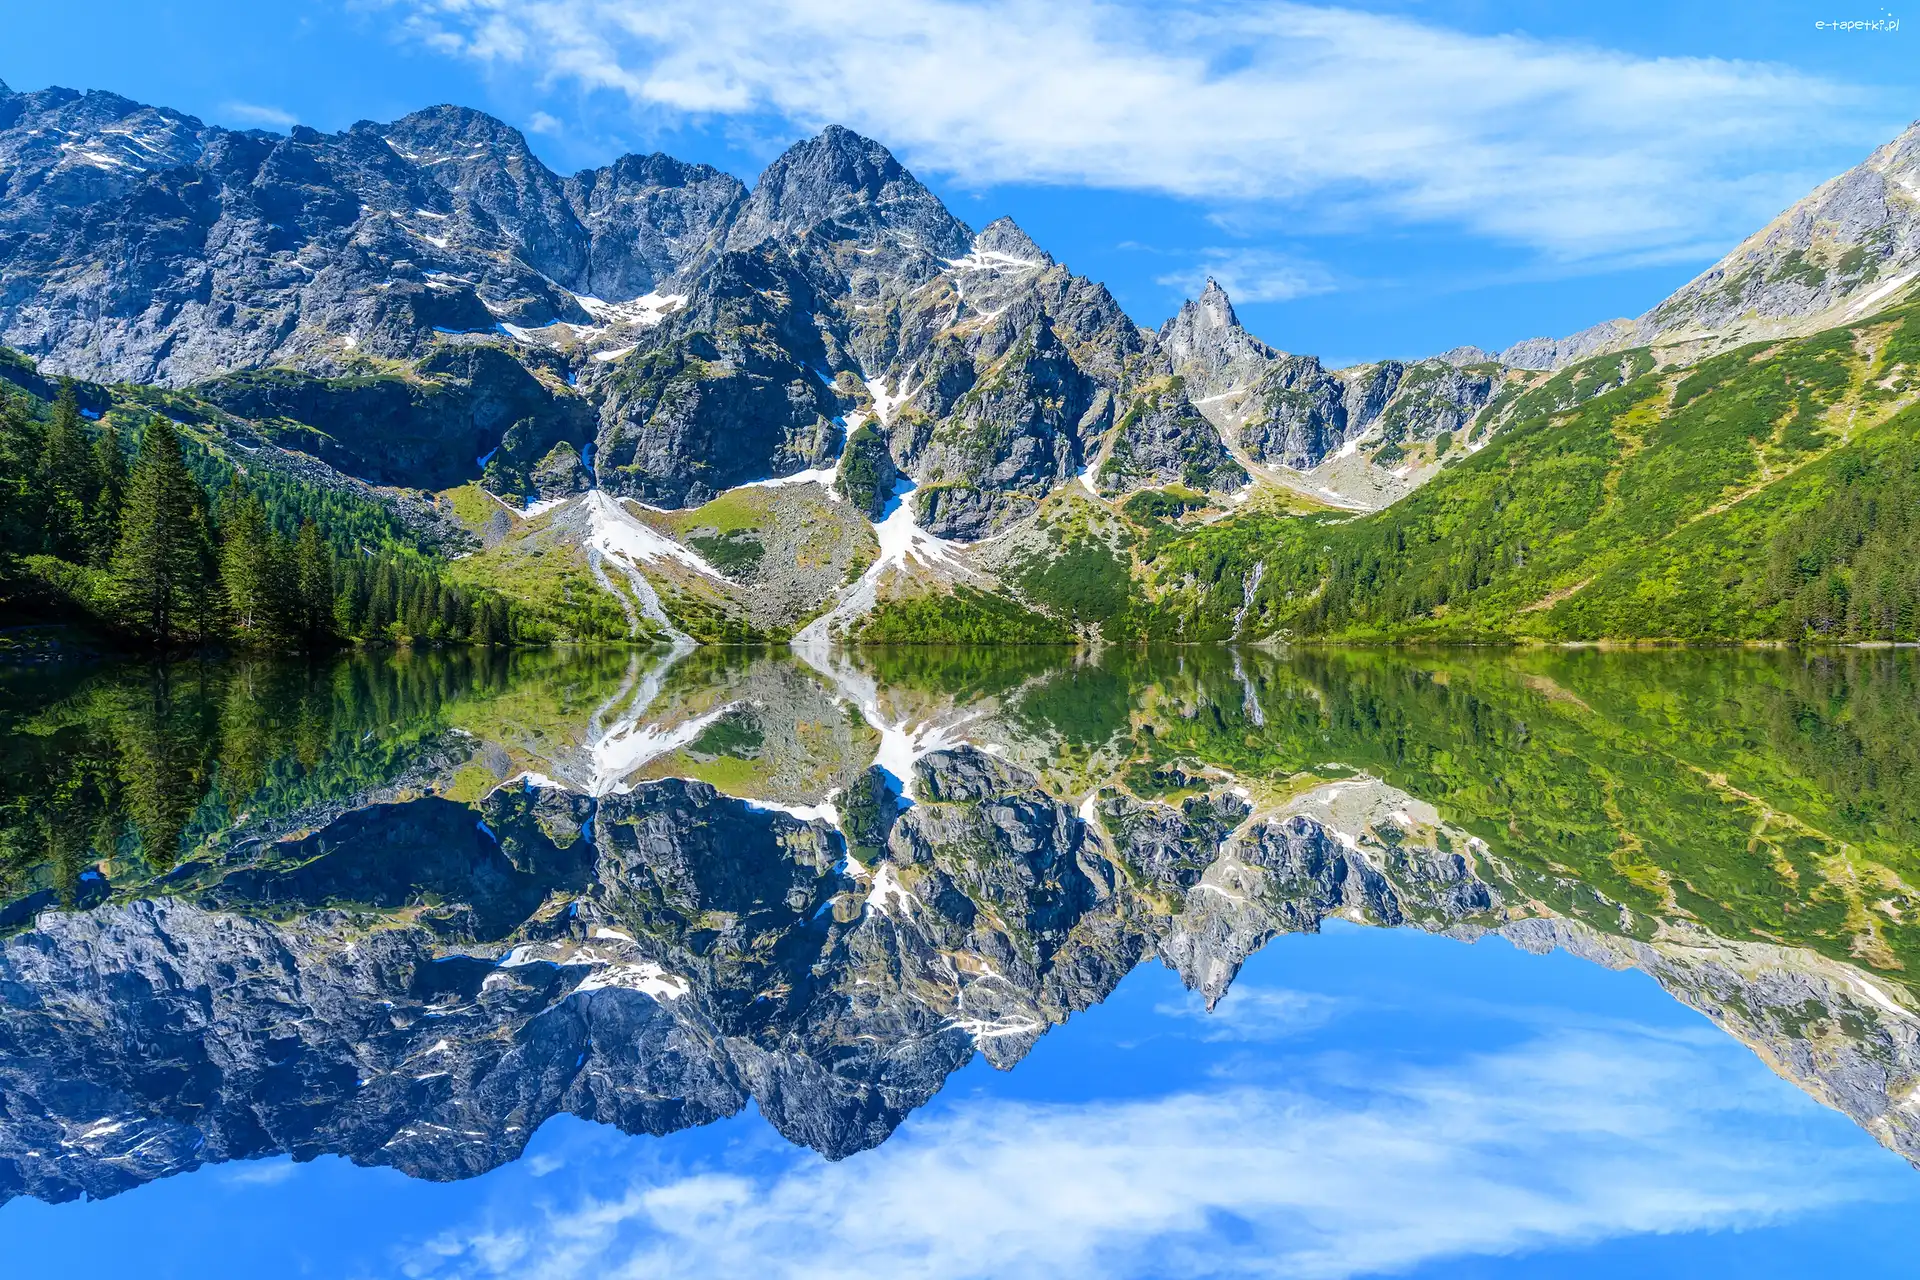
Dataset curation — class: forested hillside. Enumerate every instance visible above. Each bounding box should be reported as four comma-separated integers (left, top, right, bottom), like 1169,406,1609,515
0,376,559,649
1137,302,1920,642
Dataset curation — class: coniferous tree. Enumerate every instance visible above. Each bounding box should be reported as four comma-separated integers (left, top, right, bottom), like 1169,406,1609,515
91,420,127,563
219,484,275,638
39,382,100,562
0,391,41,558
112,416,212,647
294,519,335,647
333,554,366,637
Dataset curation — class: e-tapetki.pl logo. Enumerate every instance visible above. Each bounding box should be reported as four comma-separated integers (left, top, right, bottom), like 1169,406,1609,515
1814,12,1899,28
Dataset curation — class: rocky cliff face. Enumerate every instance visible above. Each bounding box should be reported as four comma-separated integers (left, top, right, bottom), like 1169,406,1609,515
1155,278,1279,413
1150,271,1507,502
0,85,741,386
591,248,844,506
1096,378,1248,495
0,76,1580,537
1501,122,1920,369
9,75,1920,607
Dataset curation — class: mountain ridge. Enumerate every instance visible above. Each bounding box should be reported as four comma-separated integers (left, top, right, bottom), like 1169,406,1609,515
6,79,1920,647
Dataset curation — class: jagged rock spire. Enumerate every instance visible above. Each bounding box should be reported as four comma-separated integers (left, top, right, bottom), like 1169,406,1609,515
1157,278,1279,403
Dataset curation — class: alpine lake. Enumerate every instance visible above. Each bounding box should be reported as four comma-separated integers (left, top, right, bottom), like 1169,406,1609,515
4,642,1920,1277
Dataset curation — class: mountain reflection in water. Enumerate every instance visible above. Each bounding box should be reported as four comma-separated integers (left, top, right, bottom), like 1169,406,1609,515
2,644,1920,1210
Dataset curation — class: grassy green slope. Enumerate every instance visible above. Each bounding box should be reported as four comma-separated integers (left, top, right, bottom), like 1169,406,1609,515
1142,303,1920,642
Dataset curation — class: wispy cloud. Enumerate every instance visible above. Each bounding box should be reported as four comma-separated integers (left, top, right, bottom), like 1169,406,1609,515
220,100,299,129
1155,249,1337,304
384,0,1890,261
526,110,563,135
395,1027,1899,1280
221,1158,300,1186
1154,982,1343,1037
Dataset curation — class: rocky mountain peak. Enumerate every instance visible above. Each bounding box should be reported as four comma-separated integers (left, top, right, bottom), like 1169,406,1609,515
562,152,747,299
726,124,970,259
1505,119,1920,369
1157,278,1280,407
971,216,1053,266
380,104,549,173
1864,118,1920,187
1196,276,1238,324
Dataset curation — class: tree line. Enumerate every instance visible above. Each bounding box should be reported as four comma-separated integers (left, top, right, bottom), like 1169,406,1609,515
0,649,534,906
1,383,520,649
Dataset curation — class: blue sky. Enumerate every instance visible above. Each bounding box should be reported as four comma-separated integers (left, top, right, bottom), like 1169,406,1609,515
6,922,1916,1279
3,2,1916,363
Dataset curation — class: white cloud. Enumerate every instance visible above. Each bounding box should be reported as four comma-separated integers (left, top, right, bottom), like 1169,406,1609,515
1155,249,1337,304
221,1158,300,1186
385,0,1892,260
396,1026,1900,1280
1154,982,1343,1037
526,110,563,134
221,100,299,129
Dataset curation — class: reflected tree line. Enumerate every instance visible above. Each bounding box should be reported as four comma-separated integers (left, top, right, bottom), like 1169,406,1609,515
7,644,1920,978
1034,646,1920,977
0,651,528,911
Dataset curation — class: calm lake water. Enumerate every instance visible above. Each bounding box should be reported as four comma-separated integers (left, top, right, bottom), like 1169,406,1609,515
4,644,1920,1278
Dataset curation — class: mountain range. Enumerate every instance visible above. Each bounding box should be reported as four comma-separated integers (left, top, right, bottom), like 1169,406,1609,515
3,77,1919,645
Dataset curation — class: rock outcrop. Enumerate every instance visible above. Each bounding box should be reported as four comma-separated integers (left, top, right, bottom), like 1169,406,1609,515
1502,122,1920,368
1096,380,1247,495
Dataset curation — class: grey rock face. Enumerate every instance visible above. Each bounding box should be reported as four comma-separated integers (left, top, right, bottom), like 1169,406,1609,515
1639,123,1920,343
1238,354,1495,469
799,212,1154,539
1502,122,1920,368
0,85,740,387
1370,360,1498,458
1498,319,1639,372
528,441,593,500
0,80,1179,529
1237,354,1357,469
726,125,971,291
1097,382,1246,495
563,152,747,299
1155,277,1279,405
971,215,1054,266
1155,278,1505,474
198,344,593,491
908,313,1103,538
1099,789,1250,891
1157,814,1497,1005
592,248,843,507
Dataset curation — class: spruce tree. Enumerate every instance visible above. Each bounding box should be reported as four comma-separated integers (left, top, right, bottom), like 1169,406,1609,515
112,416,210,647
39,382,101,562
294,520,334,647
219,485,274,638
91,421,127,563
333,554,364,638
0,392,41,558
